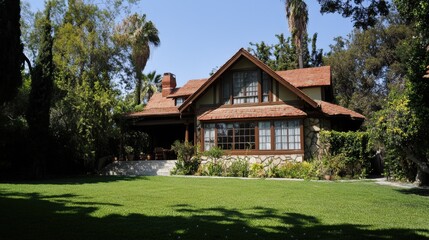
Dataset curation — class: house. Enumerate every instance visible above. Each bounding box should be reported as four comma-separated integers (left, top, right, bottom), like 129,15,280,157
126,48,364,162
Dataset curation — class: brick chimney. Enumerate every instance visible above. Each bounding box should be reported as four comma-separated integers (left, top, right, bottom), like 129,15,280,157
162,72,177,97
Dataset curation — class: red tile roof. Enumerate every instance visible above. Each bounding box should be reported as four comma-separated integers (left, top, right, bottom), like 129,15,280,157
276,66,331,88
126,92,179,117
198,104,307,121
317,100,365,119
168,79,208,97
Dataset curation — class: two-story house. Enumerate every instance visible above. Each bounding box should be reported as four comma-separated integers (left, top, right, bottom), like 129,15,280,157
126,48,364,162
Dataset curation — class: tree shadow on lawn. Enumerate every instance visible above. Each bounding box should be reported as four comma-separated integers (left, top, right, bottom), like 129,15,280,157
396,188,429,197
0,191,427,240
0,175,147,185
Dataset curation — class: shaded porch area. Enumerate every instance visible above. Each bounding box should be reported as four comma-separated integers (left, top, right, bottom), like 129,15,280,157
130,115,195,160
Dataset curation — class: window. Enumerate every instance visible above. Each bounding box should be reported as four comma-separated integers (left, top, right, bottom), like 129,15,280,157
275,120,301,150
258,121,271,150
216,123,233,150
204,120,301,151
234,122,255,150
232,71,258,104
204,124,215,151
175,97,184,106
262,72,271,102
222,79,231,104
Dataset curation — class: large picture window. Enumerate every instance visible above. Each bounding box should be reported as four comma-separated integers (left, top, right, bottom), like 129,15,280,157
203,120,301,152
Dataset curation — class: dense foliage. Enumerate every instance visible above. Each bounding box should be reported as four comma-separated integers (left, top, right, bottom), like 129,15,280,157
319,130,371,179
170,141,201,175
0,0,24,104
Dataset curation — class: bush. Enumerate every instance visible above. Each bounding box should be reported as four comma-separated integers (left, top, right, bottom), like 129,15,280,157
226,157,249,177
319,130,371,179
170,141,200,175
276,161,315,179
204,161,224,176
249,163,265,178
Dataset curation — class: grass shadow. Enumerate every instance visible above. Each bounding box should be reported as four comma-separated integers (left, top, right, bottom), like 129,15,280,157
0,190,427,240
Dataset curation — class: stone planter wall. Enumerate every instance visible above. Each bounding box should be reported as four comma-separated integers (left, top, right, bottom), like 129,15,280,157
201,154,303,168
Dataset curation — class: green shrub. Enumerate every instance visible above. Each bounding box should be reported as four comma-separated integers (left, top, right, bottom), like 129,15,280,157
204,146,224,161
170,141,200,175
204,161,224,176
226,157,249,177
249,163,265,178
319,130,371,179
277,161,314,179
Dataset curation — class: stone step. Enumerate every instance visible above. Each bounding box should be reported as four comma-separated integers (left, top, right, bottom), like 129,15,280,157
101,160,177,176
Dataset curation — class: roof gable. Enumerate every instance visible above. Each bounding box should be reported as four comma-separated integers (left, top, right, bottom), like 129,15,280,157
276,66,331,88
178,48,318,112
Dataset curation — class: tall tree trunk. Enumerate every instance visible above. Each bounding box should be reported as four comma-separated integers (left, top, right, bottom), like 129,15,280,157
135,70,142,105
26,4,53,179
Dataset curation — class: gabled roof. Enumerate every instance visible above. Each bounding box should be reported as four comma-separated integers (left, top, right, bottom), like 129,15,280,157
276,66,331,88
317,100,365,119
198,104,306,121
126,92,179,117
168,78,208,98
178,48,319,112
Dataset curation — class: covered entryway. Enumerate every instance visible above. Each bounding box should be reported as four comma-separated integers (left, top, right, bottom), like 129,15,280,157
129,115,194,160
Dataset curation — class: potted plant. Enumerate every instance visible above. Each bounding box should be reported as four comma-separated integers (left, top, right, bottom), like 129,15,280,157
125,145,134,161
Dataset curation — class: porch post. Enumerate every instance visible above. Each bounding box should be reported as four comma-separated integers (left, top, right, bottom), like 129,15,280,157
185,123,189,142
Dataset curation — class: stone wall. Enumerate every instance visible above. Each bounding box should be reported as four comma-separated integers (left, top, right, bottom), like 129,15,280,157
201,154,303,168
304,118,330,160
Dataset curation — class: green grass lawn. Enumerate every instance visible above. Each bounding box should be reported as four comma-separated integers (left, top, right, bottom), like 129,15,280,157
0,176,428,240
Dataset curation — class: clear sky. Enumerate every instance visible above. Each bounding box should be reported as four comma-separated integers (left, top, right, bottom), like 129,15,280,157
29,0,354,87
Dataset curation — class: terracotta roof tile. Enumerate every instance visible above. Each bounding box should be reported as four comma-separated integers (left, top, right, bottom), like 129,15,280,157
317,100,365,119
198,104,307,121
168,79,208,97
126,92,179,117
276,66,331,88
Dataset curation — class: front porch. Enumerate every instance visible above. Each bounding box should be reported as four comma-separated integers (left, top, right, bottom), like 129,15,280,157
129,115,195,160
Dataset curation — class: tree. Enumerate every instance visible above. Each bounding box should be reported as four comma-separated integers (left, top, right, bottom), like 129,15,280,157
115,13,160,105
324,15,412,117
0,0,24,104
26,2,54,178
317,0,390,29
248,33,322,71
285,0,308,68
141,71,161,103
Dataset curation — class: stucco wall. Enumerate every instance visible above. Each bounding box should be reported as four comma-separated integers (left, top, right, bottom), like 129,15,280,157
278,84,299,101
301,87,322,100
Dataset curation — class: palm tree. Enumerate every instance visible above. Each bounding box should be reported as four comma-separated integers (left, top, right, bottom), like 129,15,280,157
285,0,308,69
115,13,160,105
141,70,161,103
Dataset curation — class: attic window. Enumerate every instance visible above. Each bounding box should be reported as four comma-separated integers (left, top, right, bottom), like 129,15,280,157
175,97,184,106
232,71,258,104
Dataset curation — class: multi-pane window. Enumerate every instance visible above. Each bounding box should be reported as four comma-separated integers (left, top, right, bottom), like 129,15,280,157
204,124,215,151
204,120,300,151
222,79,231,104
216,123,233,150
274,120,301,150
232,71,258,104
258,121,271,150
175,97,184,106
234,122,255,150
262,72,271,102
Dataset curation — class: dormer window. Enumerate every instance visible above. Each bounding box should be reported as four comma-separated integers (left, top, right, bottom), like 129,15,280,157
175,97,184,106
221,70,272,105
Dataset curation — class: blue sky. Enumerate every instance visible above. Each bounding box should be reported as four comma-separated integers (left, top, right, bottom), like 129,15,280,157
29,0,354,87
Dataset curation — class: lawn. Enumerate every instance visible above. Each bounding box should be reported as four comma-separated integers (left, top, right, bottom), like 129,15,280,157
0,176,428,240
